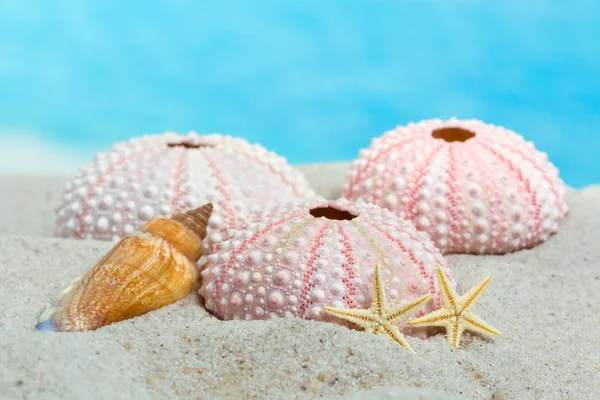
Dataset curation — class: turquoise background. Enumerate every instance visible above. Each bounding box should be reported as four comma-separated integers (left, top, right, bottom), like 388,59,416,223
1,1,599,187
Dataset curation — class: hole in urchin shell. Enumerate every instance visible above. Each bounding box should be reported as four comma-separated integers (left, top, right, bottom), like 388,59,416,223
167,141,215,149
432,127,476,143
309,206,357,221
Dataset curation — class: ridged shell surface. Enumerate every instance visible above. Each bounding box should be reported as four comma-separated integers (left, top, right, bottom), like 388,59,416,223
38,204,211,332
341,118,569,254
199,197,452,332
47,232,199,332
54,132,316,251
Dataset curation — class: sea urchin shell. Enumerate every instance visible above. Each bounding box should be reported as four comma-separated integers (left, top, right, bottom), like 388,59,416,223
199,197,452,332
341,118,568,254
54,132,316,248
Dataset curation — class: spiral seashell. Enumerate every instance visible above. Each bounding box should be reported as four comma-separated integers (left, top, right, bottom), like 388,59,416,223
35,203,213,332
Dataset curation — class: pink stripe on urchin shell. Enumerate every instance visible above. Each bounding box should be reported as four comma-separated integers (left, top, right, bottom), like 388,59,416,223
71,149,144,239
214,213,302,314
231,147,302,197
297,222,332,318
346,134,423,199
199,197,452,330
199,149,237,223
54,132,316,245
475,141,541,248
341,118,569,255
336,224,358,308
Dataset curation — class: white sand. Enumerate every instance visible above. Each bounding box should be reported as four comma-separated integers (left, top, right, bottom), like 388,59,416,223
0,175,66,237
0,164,599,400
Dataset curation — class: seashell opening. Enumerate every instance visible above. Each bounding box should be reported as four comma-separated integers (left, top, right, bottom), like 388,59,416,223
309,206,357,221
431,127,476,143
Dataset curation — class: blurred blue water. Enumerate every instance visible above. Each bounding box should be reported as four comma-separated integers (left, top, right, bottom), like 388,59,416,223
0,0,599,187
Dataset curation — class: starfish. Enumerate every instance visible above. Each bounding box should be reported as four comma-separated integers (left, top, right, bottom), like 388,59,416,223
408,265,501,348
322,262,432,353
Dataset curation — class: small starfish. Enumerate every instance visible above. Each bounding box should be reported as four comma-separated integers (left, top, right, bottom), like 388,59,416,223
322,262,432,353
408,265,501,348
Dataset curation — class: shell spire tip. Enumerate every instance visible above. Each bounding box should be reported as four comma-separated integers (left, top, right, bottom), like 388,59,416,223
171,202,213,240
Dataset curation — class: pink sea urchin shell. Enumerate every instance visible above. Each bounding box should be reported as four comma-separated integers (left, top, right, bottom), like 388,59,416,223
199,197,452,330
341,118,569,254
54,132,316,245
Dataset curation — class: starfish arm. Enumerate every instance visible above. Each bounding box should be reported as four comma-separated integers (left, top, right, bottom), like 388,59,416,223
385,293,432,324
373,325,386,336
381,323,415,353
447,317,465,348
408,308,455,328
321,306,376,330
459,274,492,313
435,265,459,311
371,262,388,315
462,311,501,337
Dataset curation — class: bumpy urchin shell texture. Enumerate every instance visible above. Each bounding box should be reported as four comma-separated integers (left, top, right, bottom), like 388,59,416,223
54,132,317,247
199,197,452,334
341,118,568,255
